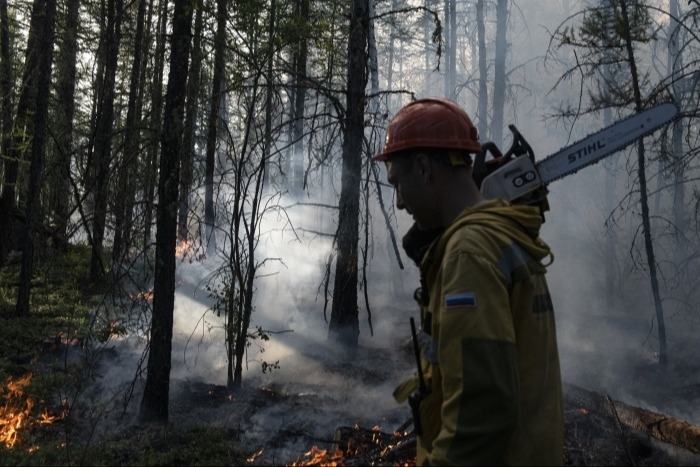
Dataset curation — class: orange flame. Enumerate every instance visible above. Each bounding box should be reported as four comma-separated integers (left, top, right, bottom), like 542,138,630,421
130,288,154,302
292,445,345,466
0,374,66,449
246,448,263,462
176,240,192,258
0,373,33,448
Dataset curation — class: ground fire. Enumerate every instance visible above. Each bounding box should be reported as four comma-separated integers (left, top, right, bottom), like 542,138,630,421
290,424,416,466
0,373,65,449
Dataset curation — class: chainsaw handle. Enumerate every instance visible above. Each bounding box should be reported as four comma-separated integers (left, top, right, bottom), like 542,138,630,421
473,125,534,188
503,124,535,162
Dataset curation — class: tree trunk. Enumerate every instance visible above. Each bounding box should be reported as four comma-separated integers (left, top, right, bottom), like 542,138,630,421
619,0,666,369
601,0,616,310
288,0,308,195
445,0,456,98
0,0,14,269
178,0,204,243
491,0,508,148
143,0,168,250
112,0,148,267
204,0,228,255
16,0,56,316
139,0,192,423
386,0,397,109
49,0,79,252
328,0,369,348
90,0,124,281
667,0,686,264
1,0,45,268
476,0,487,140
262,0,275,186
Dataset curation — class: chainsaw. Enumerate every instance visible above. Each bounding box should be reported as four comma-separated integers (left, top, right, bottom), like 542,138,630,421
473,102,680,217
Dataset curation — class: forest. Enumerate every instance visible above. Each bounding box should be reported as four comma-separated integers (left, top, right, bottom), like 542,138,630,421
1,0,700,464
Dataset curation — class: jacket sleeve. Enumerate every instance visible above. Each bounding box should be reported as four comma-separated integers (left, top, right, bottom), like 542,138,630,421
425,249,520,466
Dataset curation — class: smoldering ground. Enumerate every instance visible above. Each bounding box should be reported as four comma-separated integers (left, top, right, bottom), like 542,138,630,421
544,156,700,428
70,143,700,465
73,198,418,464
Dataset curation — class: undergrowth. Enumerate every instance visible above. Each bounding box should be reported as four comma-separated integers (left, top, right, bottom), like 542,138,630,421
0,246,247,466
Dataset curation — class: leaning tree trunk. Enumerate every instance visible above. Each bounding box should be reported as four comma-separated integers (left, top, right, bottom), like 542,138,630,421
619,0,667,369
139,0,192,423
328,0,369,348
16,0,56,316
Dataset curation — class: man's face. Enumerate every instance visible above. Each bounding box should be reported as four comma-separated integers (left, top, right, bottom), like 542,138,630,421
386,155,436,229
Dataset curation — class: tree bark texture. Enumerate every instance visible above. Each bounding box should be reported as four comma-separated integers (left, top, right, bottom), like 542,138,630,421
619,0,667,369
16,0,56,316
328,0,369,348
139,0,192,423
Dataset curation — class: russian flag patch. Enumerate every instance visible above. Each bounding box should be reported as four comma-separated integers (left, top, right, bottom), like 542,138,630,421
445,292,476,309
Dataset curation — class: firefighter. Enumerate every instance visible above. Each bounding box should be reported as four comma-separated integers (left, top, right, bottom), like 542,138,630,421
375,98,564,465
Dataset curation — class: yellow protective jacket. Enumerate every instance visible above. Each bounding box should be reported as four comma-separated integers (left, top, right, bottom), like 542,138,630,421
394,199,563,466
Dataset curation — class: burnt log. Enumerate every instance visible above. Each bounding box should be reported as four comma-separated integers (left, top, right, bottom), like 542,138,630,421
610,398,700,455
564,382,700,465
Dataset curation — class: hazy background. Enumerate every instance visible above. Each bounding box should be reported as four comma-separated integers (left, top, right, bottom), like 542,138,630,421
77,0,699,461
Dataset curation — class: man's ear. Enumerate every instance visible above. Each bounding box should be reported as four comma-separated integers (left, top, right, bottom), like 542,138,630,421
415,153,432,182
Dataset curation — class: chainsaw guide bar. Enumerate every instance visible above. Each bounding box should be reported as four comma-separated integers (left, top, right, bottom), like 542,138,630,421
479,102,680,206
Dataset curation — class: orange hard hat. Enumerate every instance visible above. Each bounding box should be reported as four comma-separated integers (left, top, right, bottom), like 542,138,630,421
373,98,481,161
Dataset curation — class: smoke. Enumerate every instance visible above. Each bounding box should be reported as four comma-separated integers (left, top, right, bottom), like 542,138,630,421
76,191,417,463
74,4,700,459
542,159,700,427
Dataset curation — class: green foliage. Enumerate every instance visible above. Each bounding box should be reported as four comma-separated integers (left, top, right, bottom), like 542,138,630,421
0,246,248,466
0,245,116,457
577,1,655,48
552,0,663,112
0,426,247,466
87,426,246,466
0,245,102,378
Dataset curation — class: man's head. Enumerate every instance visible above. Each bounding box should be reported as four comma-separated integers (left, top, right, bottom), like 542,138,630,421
375,98,483,229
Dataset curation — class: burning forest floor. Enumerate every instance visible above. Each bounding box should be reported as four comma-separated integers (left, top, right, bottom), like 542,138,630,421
3,257,700,466
4,246,700,465
5,330,700,466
